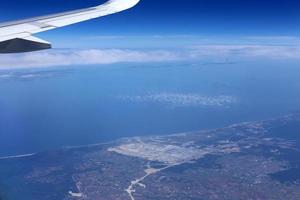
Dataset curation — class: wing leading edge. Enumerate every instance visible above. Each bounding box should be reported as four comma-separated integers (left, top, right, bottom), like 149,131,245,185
0,0,140,53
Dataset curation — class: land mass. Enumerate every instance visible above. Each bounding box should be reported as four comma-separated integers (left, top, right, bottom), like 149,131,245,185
1,113,300,200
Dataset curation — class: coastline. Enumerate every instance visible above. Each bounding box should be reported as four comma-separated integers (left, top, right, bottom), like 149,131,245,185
0,153,36,160
0,113,296,161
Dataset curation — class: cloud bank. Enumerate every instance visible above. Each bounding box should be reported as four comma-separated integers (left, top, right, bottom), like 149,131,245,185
190,45,300,59
1,43,300,69
0,49,182,69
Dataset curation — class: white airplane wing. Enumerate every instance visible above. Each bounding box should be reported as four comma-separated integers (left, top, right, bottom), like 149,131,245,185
0,0,140,53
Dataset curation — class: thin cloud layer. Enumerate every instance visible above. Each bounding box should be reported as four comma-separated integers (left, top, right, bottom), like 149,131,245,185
190,45,300,58
0,49,182,69
1,44,300,69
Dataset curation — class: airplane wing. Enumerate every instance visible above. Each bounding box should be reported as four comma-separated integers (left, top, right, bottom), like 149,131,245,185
0,0,140,53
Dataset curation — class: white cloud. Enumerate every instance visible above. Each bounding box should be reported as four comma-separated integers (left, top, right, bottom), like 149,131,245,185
1,43,300,69
118,93,238,107
190,45,300,59
0,49,182,69
83,34,204,40
244,36,300,44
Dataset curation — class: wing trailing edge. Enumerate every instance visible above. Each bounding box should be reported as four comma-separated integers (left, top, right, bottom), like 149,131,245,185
0,36,51,53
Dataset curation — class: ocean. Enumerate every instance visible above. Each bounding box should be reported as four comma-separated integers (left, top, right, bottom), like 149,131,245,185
1,60,300,157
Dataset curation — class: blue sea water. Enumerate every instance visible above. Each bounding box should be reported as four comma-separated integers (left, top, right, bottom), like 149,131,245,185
1,60,300,157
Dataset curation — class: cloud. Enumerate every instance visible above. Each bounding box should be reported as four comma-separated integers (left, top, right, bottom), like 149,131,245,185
118,93,238,107
1,42,300,69
191,44,300,57
85,35,300,44
0,49,182,69
84,34,204,40
244,36,300,44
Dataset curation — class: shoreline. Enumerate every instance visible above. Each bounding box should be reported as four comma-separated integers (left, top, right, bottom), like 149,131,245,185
0,112,296,161
0,153,36,160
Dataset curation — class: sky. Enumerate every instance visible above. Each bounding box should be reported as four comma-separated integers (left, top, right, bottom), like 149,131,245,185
1,0,300,68
1,0,300,44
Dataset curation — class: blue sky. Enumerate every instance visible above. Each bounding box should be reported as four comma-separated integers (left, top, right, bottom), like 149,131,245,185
1,0,300,48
